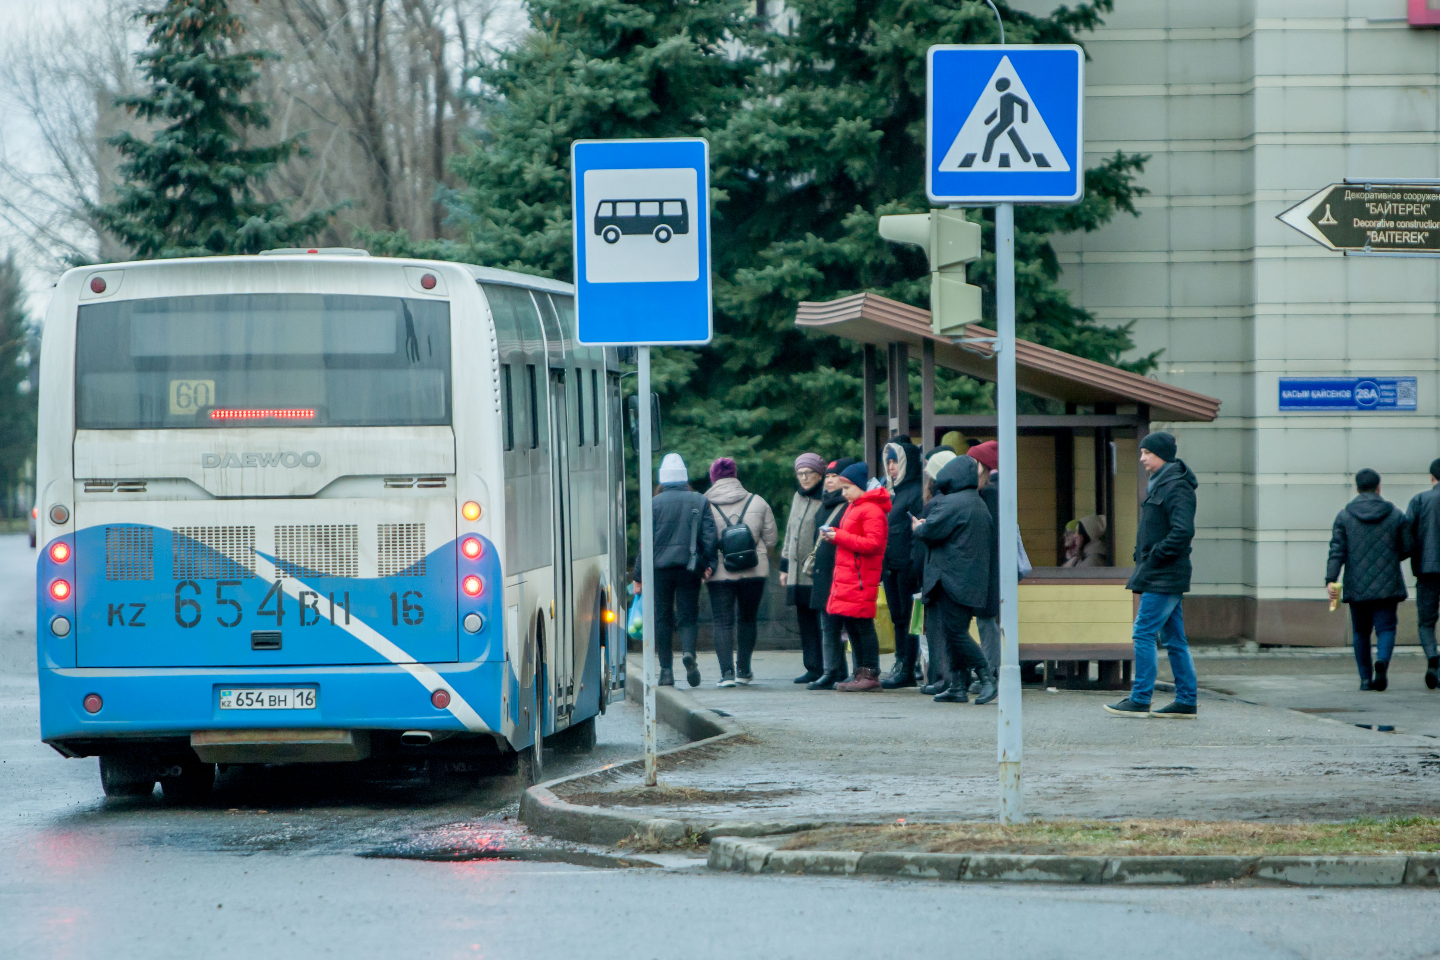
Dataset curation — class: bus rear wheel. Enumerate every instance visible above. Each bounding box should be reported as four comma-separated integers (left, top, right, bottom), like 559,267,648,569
99,755,156,798
602,226,621,244
653,225,672,243
160,760,216,803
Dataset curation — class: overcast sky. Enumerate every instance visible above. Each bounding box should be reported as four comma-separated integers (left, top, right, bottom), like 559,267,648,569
0,0,113,318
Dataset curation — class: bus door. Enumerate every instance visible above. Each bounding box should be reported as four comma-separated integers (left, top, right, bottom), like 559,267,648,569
546,369,577,730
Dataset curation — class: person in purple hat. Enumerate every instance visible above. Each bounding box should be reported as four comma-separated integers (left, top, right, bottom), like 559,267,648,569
704,457,777,687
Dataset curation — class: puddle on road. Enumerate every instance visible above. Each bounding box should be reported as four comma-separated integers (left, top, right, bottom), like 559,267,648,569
363,820,657,868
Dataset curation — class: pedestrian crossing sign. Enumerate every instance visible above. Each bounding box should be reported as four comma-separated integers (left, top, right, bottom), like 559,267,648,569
927,45,1084,205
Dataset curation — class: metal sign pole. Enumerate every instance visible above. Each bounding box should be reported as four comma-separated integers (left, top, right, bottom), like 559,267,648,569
995,201,1023,823
638,346,658,787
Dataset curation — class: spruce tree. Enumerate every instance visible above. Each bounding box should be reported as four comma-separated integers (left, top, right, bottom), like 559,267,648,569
681,0,1152,504
0,255,37,517
91,0,332,258
370,0,756,278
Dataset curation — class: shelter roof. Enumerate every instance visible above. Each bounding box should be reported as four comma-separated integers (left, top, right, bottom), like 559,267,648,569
795,292,1220,423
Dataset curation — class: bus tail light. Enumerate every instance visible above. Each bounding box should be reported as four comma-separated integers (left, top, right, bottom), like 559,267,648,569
49,542,70,563
602,608,616,624
49,580,71,601
461,537,482,559
462,501,481,522
83,693,102,714
462,575,483,597
431,689,451,709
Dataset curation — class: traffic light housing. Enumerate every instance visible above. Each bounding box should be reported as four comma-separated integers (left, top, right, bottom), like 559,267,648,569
878,209,982,336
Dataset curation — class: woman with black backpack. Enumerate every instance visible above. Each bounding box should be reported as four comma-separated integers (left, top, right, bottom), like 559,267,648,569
650,454,718,687
704,457,778,687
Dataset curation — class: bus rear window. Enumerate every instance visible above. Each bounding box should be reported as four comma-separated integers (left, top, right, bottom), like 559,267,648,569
75,294,451,429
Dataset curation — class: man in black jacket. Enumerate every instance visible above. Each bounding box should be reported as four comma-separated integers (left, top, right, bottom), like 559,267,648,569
1329,468,1410,691
1106,432,1200,719
1404,458,1440,689
881,440,924,688
649,454,718,686
913,456,996,704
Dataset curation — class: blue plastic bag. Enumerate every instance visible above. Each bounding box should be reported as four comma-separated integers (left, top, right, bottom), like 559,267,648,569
627,589,643,640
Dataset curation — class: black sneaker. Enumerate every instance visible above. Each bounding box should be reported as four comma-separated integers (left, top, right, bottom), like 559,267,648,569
794,670,821,684
1360,678,1373,691
658,668,675,686
1149,701,1196,719
1103,697,1151,717
736,670,754,686
682,654,701,688
1373,660,1389,692
1427,657,1439,690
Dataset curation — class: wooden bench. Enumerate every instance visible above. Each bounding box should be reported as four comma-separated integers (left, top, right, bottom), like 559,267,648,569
1020,566,1135,689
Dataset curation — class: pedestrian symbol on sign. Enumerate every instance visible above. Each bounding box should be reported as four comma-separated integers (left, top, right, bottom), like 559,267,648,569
938,56,1070,173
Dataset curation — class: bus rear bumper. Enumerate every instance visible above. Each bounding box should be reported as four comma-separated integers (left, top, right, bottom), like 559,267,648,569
38,661,510,752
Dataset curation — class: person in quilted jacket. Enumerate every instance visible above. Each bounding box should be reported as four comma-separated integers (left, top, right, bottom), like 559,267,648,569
1326,468,1412,691
820,461,891,691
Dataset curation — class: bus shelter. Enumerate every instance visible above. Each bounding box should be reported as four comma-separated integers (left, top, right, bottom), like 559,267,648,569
796,292,1221,688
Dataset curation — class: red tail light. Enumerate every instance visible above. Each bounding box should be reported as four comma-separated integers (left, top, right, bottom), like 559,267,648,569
83,693,102,714
49,542,70,563
462,575,483,597
431,689,451,709
461,537,482,559
49,580,71,601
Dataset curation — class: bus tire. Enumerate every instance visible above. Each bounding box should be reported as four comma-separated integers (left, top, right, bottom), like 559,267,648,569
653,225,672,243
99,755,156,798
602,226,621,244
160,760,216,803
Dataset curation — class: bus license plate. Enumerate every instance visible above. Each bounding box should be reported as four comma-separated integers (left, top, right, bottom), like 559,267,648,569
219,688,317,710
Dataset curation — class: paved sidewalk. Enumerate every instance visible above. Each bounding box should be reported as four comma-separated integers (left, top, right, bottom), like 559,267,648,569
570,652,1440,824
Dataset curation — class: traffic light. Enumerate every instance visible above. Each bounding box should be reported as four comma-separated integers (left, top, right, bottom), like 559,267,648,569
878,209,982,336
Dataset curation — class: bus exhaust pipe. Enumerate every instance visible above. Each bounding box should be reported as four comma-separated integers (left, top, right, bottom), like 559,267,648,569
400,731,434,746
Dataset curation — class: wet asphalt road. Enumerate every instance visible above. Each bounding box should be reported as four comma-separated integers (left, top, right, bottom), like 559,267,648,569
3,535,1440,959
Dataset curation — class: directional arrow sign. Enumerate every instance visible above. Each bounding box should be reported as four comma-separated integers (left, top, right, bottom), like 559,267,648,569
1278,182,1440,254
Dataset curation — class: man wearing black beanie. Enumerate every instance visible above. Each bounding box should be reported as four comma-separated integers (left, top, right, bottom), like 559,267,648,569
1404,458,1440,689
1105,431,1200,719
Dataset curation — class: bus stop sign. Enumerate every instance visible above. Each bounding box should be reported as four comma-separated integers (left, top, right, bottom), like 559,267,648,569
927,45,1084,205
571,138,713,345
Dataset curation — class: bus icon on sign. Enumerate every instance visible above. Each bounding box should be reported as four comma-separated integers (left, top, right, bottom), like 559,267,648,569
594,199,689,244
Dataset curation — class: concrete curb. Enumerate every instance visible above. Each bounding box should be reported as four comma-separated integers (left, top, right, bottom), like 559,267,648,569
707,838,1440,887
520,672,803,846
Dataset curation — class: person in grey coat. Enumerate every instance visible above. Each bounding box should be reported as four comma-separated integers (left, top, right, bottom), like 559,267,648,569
1403,457,1440,690
780,452,828,683
1328,468,1411,691
912,455,996,705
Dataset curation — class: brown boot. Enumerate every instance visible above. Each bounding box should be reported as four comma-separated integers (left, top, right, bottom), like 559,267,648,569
837,667,881,692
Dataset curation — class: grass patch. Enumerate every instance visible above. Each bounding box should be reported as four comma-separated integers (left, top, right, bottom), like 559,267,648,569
777,817,1440,857
562,785,797,808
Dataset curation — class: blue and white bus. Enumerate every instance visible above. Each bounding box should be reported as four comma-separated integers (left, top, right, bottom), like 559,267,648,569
35,250,627,799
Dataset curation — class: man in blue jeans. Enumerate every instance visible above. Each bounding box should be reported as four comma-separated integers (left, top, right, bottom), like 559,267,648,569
1105,431,1199,718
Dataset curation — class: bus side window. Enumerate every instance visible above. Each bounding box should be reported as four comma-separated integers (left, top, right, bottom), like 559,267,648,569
662,200,683,216
501,364,514,451
527,364,540,449
576,367,586,446
591,369,600,445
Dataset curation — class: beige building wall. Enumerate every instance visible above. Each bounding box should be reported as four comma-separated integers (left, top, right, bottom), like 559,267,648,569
1015,0,1440,643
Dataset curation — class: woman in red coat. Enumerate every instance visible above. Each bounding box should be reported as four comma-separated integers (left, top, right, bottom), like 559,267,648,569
820,461,891,691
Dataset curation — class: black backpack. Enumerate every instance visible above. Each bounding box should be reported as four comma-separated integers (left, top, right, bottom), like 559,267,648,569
715,495,759,573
